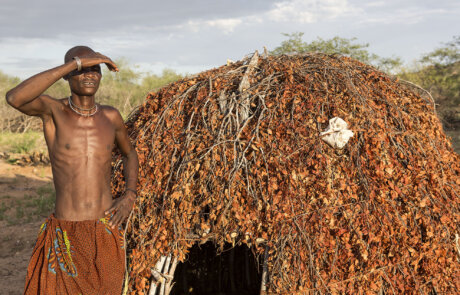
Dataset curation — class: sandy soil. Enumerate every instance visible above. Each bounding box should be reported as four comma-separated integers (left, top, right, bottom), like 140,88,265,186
0,161,53,295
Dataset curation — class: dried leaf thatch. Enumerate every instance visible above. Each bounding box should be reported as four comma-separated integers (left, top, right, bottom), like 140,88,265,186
112,52,460,294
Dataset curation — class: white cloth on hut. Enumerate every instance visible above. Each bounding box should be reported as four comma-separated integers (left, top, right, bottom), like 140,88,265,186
320,117,354,149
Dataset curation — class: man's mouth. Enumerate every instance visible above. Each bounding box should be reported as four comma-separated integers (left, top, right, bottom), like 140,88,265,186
82,81,96,87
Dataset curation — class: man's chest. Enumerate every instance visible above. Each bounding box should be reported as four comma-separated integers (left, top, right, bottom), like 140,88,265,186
44,112,116,154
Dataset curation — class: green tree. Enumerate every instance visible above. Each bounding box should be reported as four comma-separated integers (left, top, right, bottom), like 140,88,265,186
96,58,143,116
140,69,183,93
271,32,402,72
96,59,184,117
399,36,459,129
0,70,20,99
0,71,25,131
420,36,460,66
45,79,69,98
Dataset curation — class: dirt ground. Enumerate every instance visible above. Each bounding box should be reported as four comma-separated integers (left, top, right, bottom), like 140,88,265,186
0,160,53,295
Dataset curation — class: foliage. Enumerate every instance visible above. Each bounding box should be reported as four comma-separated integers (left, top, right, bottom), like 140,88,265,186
98,61,184,117
0,70,20,98
0,71,32,132
420,36,460,66
96,58,144,117
0,202,7,221
445,130,460,154
112,53,459,294
44,79,69,98
271,32,402,72
0,131,46,154
398,36,460,129
140,69,184,96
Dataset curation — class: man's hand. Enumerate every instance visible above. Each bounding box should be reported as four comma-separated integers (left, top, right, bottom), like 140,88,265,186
79,52,119,72
105,191,136,228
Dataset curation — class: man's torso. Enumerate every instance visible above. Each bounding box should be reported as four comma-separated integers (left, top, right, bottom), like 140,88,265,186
43,98,117,220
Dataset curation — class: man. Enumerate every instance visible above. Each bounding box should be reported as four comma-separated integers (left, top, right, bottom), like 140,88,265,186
6,46,139,294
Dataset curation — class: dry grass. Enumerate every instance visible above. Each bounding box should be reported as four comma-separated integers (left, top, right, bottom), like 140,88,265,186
0,131,47,154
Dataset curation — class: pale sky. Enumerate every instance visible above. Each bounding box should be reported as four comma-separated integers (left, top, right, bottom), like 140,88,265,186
0,0,458,79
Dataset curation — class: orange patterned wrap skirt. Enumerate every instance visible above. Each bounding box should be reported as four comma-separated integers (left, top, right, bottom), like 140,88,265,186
24,214,126,295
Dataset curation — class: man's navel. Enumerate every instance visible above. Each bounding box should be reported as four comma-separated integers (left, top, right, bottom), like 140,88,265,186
65,143,70,150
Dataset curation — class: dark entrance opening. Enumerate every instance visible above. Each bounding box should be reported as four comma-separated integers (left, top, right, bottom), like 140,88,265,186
171,242,262,295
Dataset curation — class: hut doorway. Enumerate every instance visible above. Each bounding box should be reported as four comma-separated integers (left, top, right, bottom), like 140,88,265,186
171,242,262,295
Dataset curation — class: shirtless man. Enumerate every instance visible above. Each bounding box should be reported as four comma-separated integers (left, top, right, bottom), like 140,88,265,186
6,46,139,294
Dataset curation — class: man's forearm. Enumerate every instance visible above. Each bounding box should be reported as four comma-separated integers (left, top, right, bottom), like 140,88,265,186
6,60,77,108
123,149,139,193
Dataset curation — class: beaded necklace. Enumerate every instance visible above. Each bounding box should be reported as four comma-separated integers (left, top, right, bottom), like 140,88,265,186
68,96,98,117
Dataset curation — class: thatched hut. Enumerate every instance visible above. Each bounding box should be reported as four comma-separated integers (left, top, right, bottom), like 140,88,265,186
112,52,460,294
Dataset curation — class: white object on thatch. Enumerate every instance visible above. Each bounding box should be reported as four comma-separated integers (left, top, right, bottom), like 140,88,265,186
320,117,354,149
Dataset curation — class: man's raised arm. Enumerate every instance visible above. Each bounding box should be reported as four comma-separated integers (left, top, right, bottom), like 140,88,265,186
5,52,118,117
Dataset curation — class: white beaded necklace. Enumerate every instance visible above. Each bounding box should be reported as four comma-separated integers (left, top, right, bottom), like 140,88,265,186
68,96,98,117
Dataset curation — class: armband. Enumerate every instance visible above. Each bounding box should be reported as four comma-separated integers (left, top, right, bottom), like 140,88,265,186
73,56,82,71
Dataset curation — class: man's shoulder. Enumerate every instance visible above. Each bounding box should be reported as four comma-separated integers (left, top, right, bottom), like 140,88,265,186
99,104,121,116
39,96,67,117
41,95,66,105
99,105,124,125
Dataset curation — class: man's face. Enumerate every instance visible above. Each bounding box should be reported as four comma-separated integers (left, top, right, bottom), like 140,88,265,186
67,65,102,96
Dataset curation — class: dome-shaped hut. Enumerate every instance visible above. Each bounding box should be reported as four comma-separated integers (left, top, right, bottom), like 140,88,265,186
112,52,460,295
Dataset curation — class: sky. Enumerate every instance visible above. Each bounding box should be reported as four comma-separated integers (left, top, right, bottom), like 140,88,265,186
0,0,459,79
